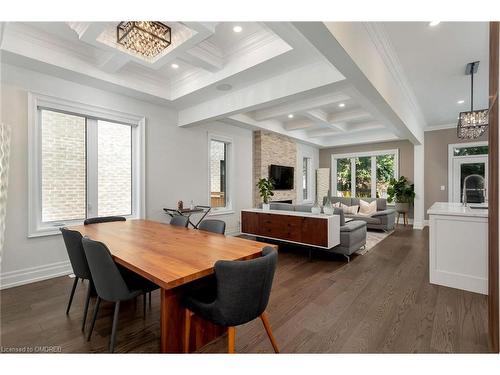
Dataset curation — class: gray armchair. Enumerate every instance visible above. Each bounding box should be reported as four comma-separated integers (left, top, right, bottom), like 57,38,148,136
330,208,367,261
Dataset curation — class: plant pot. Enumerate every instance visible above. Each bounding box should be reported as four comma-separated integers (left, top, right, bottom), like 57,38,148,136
262,203,270,211
395,202,410,213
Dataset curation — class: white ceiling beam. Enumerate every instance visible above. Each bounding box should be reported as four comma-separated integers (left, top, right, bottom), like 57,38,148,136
318,128,400,148
223,114,320,147
307,128,339,138
344,121,385,132
304,108,347,132
293,22,426,144
327,109,371,123
252,91,349,122
183,41,224,72
284,120,315,131
177,60,345,127
99,53,131,73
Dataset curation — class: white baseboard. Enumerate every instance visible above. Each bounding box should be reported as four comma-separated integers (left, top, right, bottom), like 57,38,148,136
0,260,72,290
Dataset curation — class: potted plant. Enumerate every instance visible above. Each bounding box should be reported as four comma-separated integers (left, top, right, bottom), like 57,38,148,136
257,177,274,210
387,176,415,213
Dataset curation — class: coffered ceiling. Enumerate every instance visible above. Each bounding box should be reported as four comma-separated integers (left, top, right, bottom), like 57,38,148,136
0,21,489,148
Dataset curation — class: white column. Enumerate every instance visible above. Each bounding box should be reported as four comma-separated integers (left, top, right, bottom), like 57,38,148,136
413,143,425,229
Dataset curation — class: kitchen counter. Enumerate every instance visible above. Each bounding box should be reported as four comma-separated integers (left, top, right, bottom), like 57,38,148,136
427,202,488,218
427,202,488,295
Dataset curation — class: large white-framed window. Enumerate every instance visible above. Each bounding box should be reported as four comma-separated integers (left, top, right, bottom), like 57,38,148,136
302,156,312,203
28,92,145,237
331,149,399,199
208,134,233,215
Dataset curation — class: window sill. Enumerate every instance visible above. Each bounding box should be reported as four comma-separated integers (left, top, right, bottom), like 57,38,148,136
208,209,235,217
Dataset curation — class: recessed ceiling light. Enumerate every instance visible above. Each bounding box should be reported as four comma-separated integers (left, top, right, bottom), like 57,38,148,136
171,63,179,69
429,21,441,27
457,99,465,104
233,25,243,33
216,83,233,91
288,114,294,119
338,103,346,108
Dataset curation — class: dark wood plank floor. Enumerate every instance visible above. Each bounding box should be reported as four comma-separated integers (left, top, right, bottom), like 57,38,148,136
0,226,491,353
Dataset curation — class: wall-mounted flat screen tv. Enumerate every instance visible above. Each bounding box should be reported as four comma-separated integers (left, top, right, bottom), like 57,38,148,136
269,164,294,190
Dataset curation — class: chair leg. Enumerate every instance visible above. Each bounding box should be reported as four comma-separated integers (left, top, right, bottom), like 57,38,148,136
143,293,146,318
109,301,120,353
149,292,152,308
260,312,279,353
81,279,93,331
66,277,78,315
227,327,235,354
184,309,192,353
87,296,101,341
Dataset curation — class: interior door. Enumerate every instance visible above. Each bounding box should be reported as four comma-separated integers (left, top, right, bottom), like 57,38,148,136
452,156,488,203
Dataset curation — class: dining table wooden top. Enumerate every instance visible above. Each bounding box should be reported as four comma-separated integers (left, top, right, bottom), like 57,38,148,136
69,219,274,290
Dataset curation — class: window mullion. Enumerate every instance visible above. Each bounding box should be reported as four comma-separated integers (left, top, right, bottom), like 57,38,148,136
351,158,356,197
371,155,377,198
86,118,98,218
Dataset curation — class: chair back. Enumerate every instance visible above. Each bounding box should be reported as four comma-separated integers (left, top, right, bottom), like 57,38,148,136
214,246,277,326
81,237,133,302
170,215,189,227
198,219,226,234
60,228,91,279
84,216,126,225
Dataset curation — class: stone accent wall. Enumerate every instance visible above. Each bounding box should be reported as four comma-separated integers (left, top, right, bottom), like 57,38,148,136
253,131,297,206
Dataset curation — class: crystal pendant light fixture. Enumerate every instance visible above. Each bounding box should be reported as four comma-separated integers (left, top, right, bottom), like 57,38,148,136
117,22,171,59
457,61,489,139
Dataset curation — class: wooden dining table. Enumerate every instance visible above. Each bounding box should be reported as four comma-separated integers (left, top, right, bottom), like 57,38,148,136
69,219,275,353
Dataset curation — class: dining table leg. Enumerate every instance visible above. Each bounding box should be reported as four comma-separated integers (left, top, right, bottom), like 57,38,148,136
160,287,226,353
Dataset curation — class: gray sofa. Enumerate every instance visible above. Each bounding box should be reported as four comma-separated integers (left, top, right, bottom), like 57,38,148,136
322,197,396,231
266,202,367,260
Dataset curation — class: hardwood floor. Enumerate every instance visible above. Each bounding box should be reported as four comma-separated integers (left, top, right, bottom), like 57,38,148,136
0,226,491,353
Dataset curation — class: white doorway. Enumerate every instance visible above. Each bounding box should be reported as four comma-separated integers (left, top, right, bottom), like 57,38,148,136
448,142,488,203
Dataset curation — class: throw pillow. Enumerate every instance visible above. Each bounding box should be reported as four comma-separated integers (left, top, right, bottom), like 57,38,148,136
341,203,359,215
358,199,377,216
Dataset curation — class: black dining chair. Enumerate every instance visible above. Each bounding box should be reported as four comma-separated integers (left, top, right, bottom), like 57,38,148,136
60,228,94,332
170,215,189,228
198,219,226,235
84,216,126,225
82,237,158,352
183,246,279,354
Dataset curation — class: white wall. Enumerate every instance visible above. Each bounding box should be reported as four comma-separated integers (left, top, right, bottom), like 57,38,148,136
0,63,253,289
296,142,320,204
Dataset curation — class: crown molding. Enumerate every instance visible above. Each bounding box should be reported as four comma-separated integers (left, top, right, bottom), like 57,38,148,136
363,22,427,129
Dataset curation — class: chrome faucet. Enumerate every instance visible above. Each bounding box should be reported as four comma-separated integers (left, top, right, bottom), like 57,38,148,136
462,174,486,206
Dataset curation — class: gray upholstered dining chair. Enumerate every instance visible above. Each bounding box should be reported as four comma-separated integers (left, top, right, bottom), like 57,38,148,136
60,228,94,332
170,215,189,227
84,216,126,225
82,237,158,353
198,219,226,235
183,246,279,354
